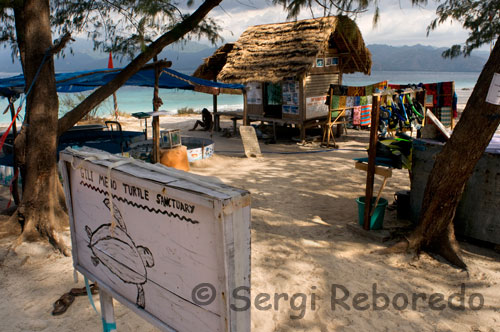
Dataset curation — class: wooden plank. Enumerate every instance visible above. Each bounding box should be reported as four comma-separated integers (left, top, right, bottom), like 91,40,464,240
363,95,381,230
354,162,392,178
426,109,451,140
58,160,80,264
69,172,224,315
243,89,249,125
220,202,251,332
239,125,262,158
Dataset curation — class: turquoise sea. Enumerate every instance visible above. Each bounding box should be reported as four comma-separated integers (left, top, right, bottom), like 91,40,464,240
0,70,481,124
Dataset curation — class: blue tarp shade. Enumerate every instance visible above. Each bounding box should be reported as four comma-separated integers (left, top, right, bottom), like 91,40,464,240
0,67,244,95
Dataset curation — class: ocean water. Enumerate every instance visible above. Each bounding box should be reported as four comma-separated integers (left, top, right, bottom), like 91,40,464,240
343,70,480,89
0,70,481,124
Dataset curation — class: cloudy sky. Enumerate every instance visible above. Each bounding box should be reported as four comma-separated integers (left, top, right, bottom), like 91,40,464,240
203,0,474,48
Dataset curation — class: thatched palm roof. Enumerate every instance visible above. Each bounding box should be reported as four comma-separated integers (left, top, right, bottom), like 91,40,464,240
193,16,371,84
192,43,235,81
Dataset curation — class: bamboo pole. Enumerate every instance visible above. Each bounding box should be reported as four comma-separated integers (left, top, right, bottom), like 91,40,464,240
152,56,161,163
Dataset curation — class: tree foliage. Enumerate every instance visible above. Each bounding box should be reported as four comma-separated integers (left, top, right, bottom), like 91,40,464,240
273,0,499,57
273,0,371,20
427,0,500,57
1,0,222,61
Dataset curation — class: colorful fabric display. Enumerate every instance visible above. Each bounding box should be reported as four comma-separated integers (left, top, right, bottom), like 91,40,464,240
347,86,365,96
348,86,357,96
330,84,348,95
360,105,372,126
355,96,361,106
346,96,355,108
339,96,347,108
353,106,361,125
365,85,373,96
440,81,453,94
330,95,340,109
373,81,388,93
360,96,368,106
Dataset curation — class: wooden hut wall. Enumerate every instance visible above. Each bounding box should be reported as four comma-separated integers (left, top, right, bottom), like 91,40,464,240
245,82,264,116
304,49,341,120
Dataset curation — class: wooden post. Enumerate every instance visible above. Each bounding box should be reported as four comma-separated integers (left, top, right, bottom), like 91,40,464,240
99,289,117,332
152,117,160,163
300,74,307,142
113,93,118,120
213,94,219,131
243,89,248,126
8,99,20,205
152,57,161,163
363,94,381,230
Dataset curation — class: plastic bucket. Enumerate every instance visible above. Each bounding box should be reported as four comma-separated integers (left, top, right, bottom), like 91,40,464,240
356,197,388,230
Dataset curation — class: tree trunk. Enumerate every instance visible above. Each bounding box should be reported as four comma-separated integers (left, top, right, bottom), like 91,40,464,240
394,37,500,269
7,0,222,255
11,0,70,255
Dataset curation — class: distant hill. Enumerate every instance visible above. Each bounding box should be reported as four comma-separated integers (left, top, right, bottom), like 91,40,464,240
368,44,487,72
0,39,216,75
0,40,488,75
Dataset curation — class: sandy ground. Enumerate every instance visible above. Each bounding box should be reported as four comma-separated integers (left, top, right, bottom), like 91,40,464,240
0,94,499,332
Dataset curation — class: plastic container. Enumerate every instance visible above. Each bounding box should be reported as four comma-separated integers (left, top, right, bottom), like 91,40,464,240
356,196,388,230
394,190,411,221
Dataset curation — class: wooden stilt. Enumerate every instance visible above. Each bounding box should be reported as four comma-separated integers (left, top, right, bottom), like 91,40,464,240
152,56,161,163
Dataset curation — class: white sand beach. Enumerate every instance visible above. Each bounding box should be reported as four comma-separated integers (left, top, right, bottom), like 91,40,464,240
0,95,499,332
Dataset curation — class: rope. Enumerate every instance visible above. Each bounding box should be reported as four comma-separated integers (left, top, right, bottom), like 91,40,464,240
0,50,50,152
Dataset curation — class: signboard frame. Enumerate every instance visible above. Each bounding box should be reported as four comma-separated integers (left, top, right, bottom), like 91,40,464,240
59,148,251,332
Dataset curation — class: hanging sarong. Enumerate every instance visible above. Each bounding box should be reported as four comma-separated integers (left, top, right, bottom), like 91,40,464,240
353,106,361,125
360,104,372,126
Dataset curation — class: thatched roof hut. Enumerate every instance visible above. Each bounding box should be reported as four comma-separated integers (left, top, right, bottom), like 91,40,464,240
193,16,372,141
192,43,235,81
194,16,371,84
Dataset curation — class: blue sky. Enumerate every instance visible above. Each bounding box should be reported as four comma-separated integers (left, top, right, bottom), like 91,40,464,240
203,0,478,49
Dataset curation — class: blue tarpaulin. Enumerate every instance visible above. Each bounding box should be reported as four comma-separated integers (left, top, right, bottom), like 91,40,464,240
0,67,244,96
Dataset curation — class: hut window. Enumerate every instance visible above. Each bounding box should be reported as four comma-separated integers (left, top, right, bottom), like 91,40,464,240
266,83,282,105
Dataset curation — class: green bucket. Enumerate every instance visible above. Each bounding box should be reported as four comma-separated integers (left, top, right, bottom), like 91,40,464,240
356,197,388,230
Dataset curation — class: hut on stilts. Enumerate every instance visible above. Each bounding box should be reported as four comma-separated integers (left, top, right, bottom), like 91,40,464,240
193,16,372,141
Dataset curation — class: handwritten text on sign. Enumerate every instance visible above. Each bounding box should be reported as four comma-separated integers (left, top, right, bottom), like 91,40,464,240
79,167,197,220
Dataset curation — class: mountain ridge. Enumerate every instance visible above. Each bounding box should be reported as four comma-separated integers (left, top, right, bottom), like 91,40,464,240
0,40,488,75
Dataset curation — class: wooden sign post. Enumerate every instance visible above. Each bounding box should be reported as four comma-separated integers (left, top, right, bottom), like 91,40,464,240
59,148,251,332
363,94,381,230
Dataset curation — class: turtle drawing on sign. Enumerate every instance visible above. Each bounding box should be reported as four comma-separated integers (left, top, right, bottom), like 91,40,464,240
85,198,154,309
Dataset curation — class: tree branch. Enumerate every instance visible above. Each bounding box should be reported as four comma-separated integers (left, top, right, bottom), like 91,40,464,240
57,0,222,135
49,33,74,56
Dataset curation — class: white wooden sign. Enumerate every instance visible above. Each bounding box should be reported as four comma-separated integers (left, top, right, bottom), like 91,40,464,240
59,148,251,332
239,126,262,158
306,96,329,119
